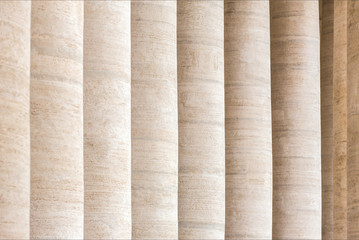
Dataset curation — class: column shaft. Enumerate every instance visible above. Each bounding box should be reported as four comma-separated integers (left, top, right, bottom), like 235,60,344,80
320,0,334,238
178,1,225,239
131,1,178,238
0,2,31,239
84,2,131,239
347,1,359,238
333,0,347,238
224,0,272,239
30,1,84,238
270,1,321,238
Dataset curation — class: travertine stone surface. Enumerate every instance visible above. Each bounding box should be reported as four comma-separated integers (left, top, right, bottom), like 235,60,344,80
30,2,84,238
0,2,30,239
224,1,272,239
347,1,359,238
333,0,347,238
178,1,225,239
84,2,131,239
270,1,321,239
320,0,333,238
131,1,178,239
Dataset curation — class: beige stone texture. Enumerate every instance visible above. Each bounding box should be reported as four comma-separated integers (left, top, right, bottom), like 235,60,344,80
30,1,84,238
333,0,347,238
320,0,334,238
178,1,225,239
0,2,30,239
347,1,359,238
270,0,321,239
224,1,272,239
131,1,178,239
84,1,131,239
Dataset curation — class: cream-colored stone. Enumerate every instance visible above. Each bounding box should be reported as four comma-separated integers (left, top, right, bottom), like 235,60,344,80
333,0,347,238
131,1,178,239
270,0,321,238
178,1,225,239
224,1,272,239
84,2,131,239
0,2,30,239
30,1,84,238
320,0,334,238
347,1,359,238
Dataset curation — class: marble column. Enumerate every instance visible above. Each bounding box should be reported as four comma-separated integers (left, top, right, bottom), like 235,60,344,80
347,1,359,238
131,1,178,238
0,2,31,239
224,0,272,239
320,0,334,238
30,1,84,238
178,1,225,239
84,2,131,239
333,0,347,238
270,0,321,239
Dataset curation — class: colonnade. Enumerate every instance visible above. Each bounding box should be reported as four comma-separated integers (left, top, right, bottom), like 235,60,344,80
0,0,339,239
320,0,359,238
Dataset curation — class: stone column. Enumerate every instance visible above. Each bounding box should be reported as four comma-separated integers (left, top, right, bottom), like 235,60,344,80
224,0,272,239
333,0,347,238
320,0,334,238
84,2,131,239
131,1,178,238
178,1,225,239
0,2,30,239
30,1,84,238
270,0,321,239
347,1,359,238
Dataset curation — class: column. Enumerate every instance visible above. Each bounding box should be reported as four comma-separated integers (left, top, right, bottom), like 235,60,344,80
270,0,321,239
131,1,178,238
84,2,131,239
30,1,84,238
333,0,347,238
347,1,359,238
224,0,272,239
0,2,30,239
178,1,225,239
320,0,334,238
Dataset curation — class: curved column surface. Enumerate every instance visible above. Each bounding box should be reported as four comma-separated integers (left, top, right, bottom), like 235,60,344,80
178,1,225,239
84,2,131,239
333,0,347,238
270,1,321,239
320,0,334,238
131,1,178,238
347,1,359,238
224,1,272,239
30,1,84,238
0,2,30,239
